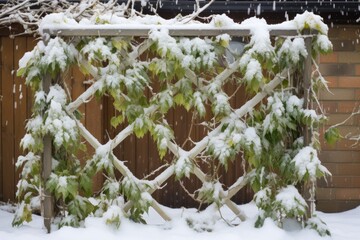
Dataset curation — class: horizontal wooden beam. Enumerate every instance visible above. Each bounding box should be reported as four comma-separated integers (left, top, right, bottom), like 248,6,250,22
42,26,302,37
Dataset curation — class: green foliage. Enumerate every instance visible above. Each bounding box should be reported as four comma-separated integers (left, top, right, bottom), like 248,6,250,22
306,216,331,237
68,196,95,222
151,123,174,159
119,177,152,223
325,127,341,145
195,181,222,207
12,202,32,227
104,206,123,228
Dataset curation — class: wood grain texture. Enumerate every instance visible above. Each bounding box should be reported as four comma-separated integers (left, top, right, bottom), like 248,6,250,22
13,37,27,186
0,37,3,200
1,37,15,201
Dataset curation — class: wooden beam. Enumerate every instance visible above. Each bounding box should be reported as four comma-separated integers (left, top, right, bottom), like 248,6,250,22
302,29,315,218
42,27,301,37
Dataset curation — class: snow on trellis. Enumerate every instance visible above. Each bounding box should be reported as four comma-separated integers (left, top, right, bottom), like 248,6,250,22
14,10,332,236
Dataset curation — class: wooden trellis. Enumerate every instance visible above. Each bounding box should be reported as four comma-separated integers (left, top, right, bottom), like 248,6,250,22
40,25,314,233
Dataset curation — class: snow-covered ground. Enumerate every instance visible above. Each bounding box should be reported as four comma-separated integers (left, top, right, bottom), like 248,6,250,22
1,202,359,240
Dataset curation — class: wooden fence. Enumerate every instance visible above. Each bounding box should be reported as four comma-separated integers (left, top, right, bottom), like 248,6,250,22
2,26,360,213
0,35,252,207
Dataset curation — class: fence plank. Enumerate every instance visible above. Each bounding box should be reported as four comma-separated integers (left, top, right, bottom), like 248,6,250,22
71,67,87,164
135,90,149,179
13,37,27,187
71,68,85,124
135,134,149,178
26,37,36,119
182,110,199,208
85,87,104,191
173,107,188,207
1,37,15,201
147,81,161,202
123,132,136,179
234,85,251,203
158,109,174,207
0,37,3,200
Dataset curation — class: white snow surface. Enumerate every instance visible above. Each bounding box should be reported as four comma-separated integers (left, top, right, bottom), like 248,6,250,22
1,202,360,240
275,185,307,213
292,146,330,181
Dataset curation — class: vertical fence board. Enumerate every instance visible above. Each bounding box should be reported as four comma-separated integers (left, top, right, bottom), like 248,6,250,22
234,85,251,203
147,133,160,201
13,37,28,186
135,134,149,178
147,82,161,202
135,90,149,179
0,37,3,200
71,68,85,124
158,109,174,207
105,96,125,181
223,83,236,188
26,37,36,120
183,110,198,208
71,67,87,164
124,133,136,178
173,107,188,207
1,37,15,201
85,89,104,191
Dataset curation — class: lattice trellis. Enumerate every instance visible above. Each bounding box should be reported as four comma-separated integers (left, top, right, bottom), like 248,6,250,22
36,25,317,232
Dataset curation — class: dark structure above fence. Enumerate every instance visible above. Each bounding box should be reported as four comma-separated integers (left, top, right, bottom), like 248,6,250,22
125,0,360,24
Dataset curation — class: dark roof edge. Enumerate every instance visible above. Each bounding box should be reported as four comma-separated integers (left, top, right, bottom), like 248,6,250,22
137,1,360,25
0,1,358,25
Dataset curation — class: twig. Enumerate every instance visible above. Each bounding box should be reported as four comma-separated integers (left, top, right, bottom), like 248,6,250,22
328,108,360,130
143,163,169,180
180,0,215,24
181,111,196,148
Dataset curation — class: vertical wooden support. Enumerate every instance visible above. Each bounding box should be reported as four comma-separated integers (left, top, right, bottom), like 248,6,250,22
42,134,53,233
302,30,315,218
41,38,53,233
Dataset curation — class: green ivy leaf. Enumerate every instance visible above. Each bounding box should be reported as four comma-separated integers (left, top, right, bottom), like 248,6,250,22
111,115,124,128
17,67,26,77
324,127,341,145
79,174,93,197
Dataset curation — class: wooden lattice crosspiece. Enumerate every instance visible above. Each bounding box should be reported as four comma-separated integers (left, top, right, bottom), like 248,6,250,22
13,12,333,237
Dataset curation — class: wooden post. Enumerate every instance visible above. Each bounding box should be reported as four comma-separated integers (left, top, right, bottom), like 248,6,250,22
42,134,53,233
302,29,315,218
41,38,53,233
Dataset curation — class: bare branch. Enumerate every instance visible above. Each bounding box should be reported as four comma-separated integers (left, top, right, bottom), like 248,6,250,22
180,0,215,24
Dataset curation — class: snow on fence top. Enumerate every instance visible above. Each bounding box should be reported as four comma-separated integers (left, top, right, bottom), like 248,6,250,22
39,11,326,37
